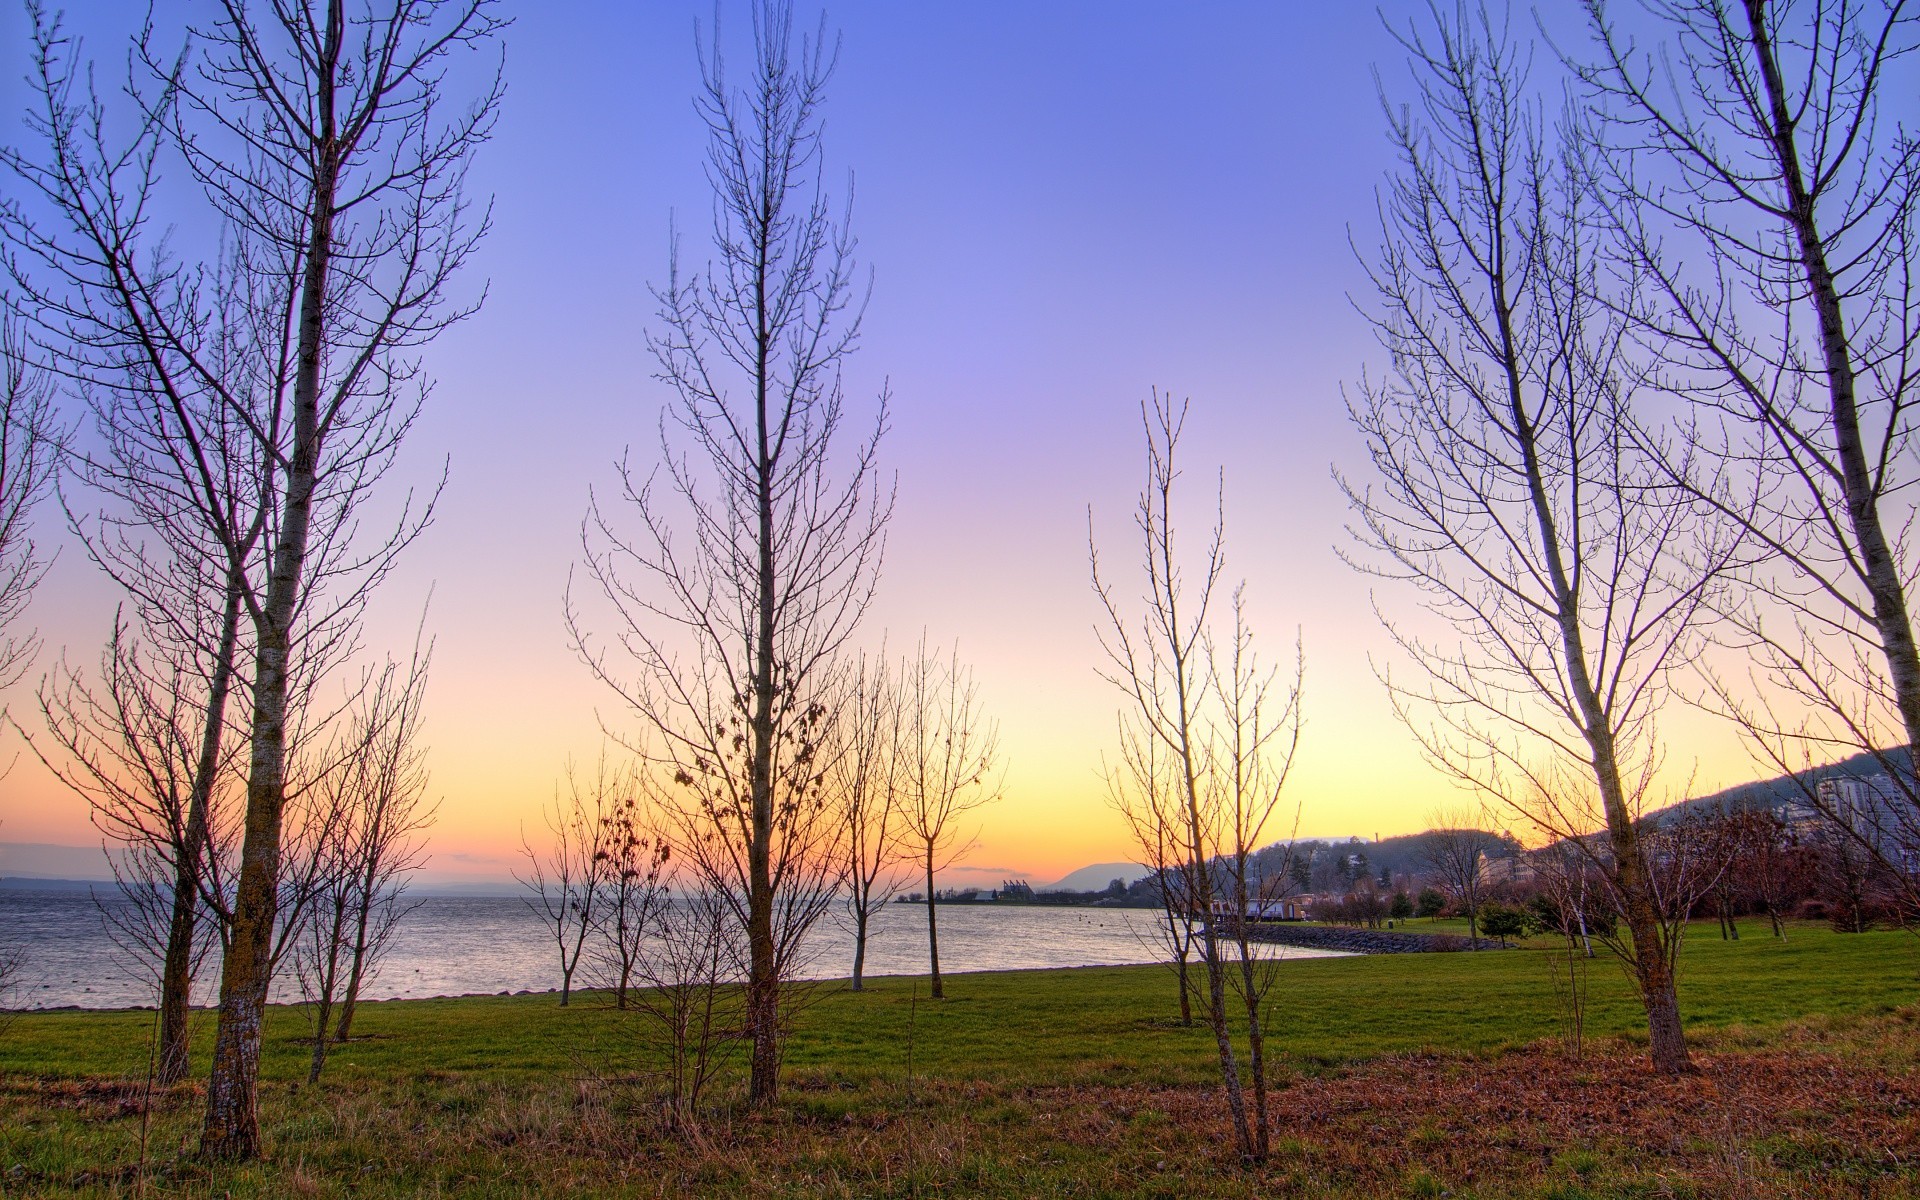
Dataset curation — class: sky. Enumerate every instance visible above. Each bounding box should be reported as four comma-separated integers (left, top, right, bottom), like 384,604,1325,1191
0,0,1766,887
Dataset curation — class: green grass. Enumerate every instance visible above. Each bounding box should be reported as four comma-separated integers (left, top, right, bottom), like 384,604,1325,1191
8,919,1911,1084
1,921,1916,1198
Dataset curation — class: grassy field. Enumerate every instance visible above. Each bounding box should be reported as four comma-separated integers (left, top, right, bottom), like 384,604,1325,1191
2,921,1917,1197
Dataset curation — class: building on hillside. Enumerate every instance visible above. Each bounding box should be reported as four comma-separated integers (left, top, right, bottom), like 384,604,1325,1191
1475,851,1535,888
1804,775,1917,872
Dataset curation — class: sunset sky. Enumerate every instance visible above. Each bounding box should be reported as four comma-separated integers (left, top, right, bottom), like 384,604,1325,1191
0,1,1761,887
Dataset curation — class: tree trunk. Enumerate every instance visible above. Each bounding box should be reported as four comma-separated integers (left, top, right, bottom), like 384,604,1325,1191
157,576,245,1086
335,898,373,1042
1743,0,1920,756
851,905,868,992
1196,913,1250,1158
1238,950,1269,1161
743,221,782,1110
200,660,287,1160
925,850,943,1000
1632,921,1691,1074
1175,950,1193,1027
308,993,334,1084
1599,748,1694,1075
308,904,344,1084
1233,863,1269,1161
202,8,340,1153
155,881,199,1088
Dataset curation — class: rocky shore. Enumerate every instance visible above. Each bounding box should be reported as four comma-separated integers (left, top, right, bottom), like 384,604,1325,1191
1234,922,1483,954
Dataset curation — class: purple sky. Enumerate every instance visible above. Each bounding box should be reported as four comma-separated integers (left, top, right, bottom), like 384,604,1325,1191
0,1,1758,883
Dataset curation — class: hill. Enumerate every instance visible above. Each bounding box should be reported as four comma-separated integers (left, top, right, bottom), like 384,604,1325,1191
1038,862,1150,893
1650,747,1910,823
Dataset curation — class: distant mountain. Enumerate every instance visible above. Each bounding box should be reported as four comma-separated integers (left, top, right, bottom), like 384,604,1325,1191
1038,862,1150,893
412,881,525,898
0,843,118,882
0,876,117,893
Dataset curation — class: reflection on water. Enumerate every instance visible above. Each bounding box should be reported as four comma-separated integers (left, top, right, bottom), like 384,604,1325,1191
0,890,1344,1010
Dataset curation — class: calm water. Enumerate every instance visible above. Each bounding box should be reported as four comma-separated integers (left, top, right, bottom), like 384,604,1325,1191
0,890,1343,1010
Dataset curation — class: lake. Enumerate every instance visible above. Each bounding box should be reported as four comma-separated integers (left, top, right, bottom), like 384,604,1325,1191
0,889,1344,1010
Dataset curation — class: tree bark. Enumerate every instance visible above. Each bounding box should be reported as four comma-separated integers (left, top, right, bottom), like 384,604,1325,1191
1741,0,1920,757
851,906,868,992
335,888,374,1041
924,849,943,1000
157,575,245,1086
745,235,781,1107
1238,950,1269,1161
1175,949,1193,1027
201,3,341,1158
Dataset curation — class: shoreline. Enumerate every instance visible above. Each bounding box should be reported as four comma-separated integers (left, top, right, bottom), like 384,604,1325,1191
5,954,1370,1016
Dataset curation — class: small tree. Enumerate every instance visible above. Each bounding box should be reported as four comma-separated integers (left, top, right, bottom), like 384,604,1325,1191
898,639,999,1000
626,888,745,1135
833,650,907,991
331,647,437,1043
1389,891,1413,921
589,782,670,1011
1093,392,1302,1162
1419,810,1494,946
1108,694,1202,1025
1478,903,1527,948
568,0,889,1106
1415,887,1446,919
518,761,617,1007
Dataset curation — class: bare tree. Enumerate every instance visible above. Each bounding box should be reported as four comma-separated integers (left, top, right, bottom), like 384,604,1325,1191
0,936,20,1036
1340,5,1737,1075
897,638,999,1001
1419,806,1497,946
331,645,436,1042
568,0,888,1107
1211,595,1302,1163
1577,0,1920,897
519,761,617,1008
0,316,59,692
1740,808,1806,939
33,614,244,1086
0,818,21,1036
294,761,365,1083
18,235,276,1090
1107,728,1201,1026
1531,841,1598,1055
0,323,58,1036
297,643,435,1081
833,649,907,991
627,887,746,1136
3,0,501,1158
588,775,670,1011
1092,392,1261,1159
